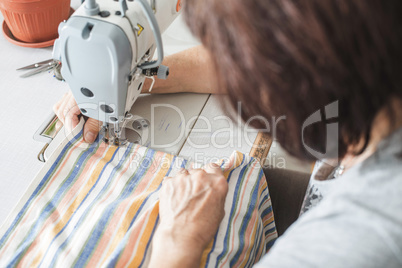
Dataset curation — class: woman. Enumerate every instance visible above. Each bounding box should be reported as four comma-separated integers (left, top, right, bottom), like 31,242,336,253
54,0,402,266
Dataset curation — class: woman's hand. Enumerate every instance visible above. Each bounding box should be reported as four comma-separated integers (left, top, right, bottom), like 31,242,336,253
149,163,228,267
53,91,102,143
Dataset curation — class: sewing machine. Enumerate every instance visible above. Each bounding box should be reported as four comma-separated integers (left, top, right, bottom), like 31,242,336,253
53,0,181,145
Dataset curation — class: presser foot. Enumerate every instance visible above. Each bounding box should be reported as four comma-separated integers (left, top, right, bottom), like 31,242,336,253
101,135,128,146
111,137,128,146
99,117,147,146
100,126,128,146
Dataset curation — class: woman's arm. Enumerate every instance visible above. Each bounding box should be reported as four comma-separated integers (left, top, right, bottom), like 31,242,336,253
143,45,219,94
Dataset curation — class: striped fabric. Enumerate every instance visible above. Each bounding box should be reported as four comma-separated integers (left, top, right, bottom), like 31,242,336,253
0,127,277,267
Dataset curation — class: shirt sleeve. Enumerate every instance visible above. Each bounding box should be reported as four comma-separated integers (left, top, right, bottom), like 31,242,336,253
254,192,402,268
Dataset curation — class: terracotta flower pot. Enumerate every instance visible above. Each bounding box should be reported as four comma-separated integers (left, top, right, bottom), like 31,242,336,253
0,0,71,43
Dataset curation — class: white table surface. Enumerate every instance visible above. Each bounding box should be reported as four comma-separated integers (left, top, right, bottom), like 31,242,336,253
0,2,309,227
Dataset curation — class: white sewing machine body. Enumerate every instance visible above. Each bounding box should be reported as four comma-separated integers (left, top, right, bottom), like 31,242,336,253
33,8,212,163
53,0,181,142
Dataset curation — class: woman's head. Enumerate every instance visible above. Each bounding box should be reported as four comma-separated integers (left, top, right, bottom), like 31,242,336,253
183,0,402,161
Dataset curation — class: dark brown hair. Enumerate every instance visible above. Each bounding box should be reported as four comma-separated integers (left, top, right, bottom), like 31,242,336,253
183,0,402,161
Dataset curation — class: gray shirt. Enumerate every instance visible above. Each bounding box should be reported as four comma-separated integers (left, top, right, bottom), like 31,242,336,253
256,127,402,267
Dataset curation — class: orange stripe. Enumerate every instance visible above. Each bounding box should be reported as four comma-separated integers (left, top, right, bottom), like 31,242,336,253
258,178,267,197
200,153,247,268
222,153,243,178
0,139,86,260
238,168,270,266
99,152,172,266
262,211,274,225
121,204,160,267
23,144,115,267
18,142,108,267
220,161,257,267
96,154,164,264
199,156,238,267
84,146,141,267
237,209,259,267
200,239,215,267
254,221,266,262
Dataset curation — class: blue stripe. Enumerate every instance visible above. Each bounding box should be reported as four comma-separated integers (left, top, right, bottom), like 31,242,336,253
257,169,268,212
251,211,267,266
264,226,277,237
204,167,237,267
136,158,187,268
74,149,157,267
138,215,160,268
134,157,187,268
244,217,263,267
264,226,278,248
46,144,131,267
124,154,177,230
215,161,249,264
106,155,178,267
0,130,83,250
230,168,260,266
8,133,97,267
42,142,128,267
260,205,273,219
267,237,276,249
246,173,266,267
258,187,270,211
207,157,246,267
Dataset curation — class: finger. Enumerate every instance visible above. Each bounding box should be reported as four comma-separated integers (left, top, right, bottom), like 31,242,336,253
203,163,224,176
162,176,172,183
54,98,66,123
64,103,81,133
188,168,205,176
56,93,72,123
53,103,63,122
53,99,61,115
55,120,63,132
178,168,189,175
83,118,102,143
161,176,173,188
215,176,229,196
222,154,236,170
64,114,79,133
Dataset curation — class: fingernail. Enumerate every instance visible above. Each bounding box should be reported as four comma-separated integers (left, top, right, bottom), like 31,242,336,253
85,131,96,143
211,163,219,168
55,121,63,131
